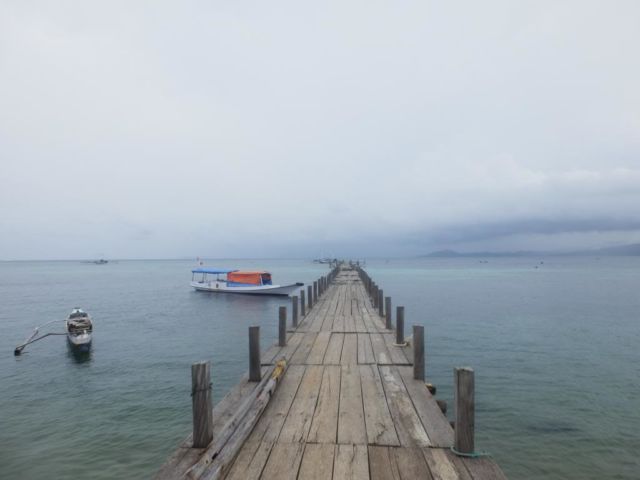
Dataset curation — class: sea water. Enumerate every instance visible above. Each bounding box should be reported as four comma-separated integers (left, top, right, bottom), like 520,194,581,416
0,258,638,479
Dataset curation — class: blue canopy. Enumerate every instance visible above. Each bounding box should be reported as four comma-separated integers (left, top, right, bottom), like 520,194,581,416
191,268,238,274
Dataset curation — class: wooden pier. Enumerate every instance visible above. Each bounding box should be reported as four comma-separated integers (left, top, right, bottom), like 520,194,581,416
156,265,507,479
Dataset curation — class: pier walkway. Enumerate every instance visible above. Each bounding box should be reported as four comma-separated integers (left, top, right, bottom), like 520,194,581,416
156,266,507,479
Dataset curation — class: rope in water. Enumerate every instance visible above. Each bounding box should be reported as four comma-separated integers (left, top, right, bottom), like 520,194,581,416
450,446,492,458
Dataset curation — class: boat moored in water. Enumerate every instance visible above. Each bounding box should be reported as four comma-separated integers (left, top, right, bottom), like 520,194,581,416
66,308,93,351
191,268,303,296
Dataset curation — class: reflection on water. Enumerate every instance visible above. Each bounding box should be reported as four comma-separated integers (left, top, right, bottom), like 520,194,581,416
66,342,92,364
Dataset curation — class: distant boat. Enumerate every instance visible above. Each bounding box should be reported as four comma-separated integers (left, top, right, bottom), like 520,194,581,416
191,268,303,296
93,259,108,264
66,308,93,351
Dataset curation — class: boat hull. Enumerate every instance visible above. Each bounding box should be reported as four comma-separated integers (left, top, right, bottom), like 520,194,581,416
67,333,92,351
191,281,303,296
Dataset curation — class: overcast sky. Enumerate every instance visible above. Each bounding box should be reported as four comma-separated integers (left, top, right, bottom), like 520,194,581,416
1,1,639,259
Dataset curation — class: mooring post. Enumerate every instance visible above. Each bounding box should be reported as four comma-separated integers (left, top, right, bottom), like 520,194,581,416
396,306,405,344
191,361,213,448
292,296,299,327
454,367,475,454
378,289,384,317
308,285,313,309
249,326,261,382
300,289,306,317
413,325,425,381
313,281,318,303
319,277,324,295
372,284,378,307
385,296,392,329
279,306,287,346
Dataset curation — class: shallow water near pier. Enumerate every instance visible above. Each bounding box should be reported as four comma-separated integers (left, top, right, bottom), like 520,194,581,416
0,258,638,479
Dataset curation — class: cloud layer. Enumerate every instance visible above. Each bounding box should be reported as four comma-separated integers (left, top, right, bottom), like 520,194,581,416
1,1,640,258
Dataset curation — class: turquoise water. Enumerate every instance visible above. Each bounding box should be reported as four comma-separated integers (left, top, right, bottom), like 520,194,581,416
1,258,638,479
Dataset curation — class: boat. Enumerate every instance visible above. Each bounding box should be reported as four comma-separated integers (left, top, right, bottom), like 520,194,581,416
191,268,303,296
66,308,93,351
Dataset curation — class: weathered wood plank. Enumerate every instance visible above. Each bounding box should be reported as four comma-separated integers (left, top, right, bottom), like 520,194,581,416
459,456,508,480
421,448,473,480
307,331,332,364
338,364,367,445
368,446,401,480
397,366,454,448
333,444,369,480
224,440,274,480
357,333,375,364
340,333,358,365
291,332,318,365
360,364,400,446
379,366,431,447
370,333,393,365
394,447,433,480
260,442,305,480
297,443,335,480
308,365,340,443
382,333,412,365
279,365,324,443
324,333,345,364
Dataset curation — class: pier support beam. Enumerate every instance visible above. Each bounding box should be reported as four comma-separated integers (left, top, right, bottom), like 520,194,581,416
279,307,287,346
413,325,425,381
378,289,384,317
292,296,298,327
454,367,475,454
191,361,213,448
300,290,306,317
308,285,313,309
249,326,261,382
313,281,318,304
385,297,392,329
396,306,404,345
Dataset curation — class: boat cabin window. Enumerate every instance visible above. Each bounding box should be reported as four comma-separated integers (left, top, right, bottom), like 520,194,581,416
261,274,272,285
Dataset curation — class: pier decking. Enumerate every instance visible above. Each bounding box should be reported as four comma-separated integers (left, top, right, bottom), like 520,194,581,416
156,267,507,479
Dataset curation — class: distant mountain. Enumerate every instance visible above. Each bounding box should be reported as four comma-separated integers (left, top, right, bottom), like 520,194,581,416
423,243,640,257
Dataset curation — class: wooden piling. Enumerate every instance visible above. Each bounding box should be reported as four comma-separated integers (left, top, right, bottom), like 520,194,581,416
378,289,384,317
308,285,313,309
372,284,378,307
454,367,475,454
292,296,298,327
385,296,392,329
313,281,318,303
249,326,261,382
300,289,306,317
413,325,425,381
396,306,404,344
191,361,213,448
279,306,286,347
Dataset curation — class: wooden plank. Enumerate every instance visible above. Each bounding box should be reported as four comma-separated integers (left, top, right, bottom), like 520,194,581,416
307,331,332,364
394,447,433,480
368,446,401,480
291,332,317,365
307,366,340,444
359,364,400,446
357,333,374,364
324,333,344,364
382,333,412,365
225,440,274,480
275,332,305,363
297,443,335,480
340,333,358,365
244,365,306,444
379,366,431,447
397,366,454,448
260,442,305,480
338,364,367,444
421,448,473,480
370,333,393,365
333,444,369,480
458,456,508,480
278,365,324,443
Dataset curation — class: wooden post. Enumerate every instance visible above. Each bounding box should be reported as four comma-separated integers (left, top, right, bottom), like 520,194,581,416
308,285,313,309
191,361,213,448
279,306,286,346
413,325,424,381
396,306,404,344
378,289,384,317
385,297,392,329
313,281,318,303
372,285,378,307
300,289,306,317
454,367,475,454
249,326,261,382
292,296,298,327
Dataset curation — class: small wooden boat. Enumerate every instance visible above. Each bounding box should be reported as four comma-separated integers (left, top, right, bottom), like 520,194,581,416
66,308,93,351
191,268,303,296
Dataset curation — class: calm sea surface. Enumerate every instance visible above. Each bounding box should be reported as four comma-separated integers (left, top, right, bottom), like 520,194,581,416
0,258,638,479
